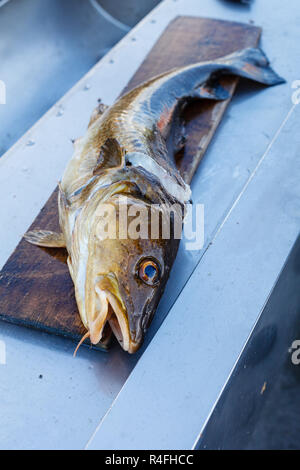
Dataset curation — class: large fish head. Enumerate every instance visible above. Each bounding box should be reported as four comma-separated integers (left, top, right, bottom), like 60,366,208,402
77,195,181,353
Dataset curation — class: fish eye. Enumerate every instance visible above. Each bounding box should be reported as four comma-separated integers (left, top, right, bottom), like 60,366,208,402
138,259,160,286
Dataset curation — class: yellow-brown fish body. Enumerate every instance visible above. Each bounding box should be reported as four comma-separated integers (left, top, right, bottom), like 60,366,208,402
25,47,284,353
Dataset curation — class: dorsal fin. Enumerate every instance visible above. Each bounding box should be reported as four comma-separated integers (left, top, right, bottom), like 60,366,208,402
93,138,124,175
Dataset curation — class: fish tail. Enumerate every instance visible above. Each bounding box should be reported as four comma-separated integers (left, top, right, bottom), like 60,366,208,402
220,47,285,86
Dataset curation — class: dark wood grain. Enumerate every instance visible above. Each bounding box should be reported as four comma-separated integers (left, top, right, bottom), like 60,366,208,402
0,17,261,347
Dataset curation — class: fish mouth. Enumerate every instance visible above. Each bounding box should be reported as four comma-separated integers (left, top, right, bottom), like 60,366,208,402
88,285,139,354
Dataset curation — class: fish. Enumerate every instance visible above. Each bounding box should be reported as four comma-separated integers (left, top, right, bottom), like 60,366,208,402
225,0,252,4
24,47,284,353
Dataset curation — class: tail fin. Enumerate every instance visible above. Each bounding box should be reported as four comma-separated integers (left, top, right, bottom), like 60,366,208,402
220,47,285,86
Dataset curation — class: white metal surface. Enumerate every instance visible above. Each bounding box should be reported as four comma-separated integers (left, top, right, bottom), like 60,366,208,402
0,0,299,450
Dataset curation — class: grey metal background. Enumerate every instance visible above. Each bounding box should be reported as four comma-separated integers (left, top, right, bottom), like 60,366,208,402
0,0,299,450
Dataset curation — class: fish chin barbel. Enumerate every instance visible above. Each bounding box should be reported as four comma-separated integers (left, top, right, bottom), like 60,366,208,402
25,47,285,354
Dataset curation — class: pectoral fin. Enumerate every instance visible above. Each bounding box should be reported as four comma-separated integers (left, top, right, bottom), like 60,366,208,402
24,230,66,248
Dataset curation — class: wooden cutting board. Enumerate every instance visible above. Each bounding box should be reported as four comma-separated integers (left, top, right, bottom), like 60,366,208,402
0,16,261,349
